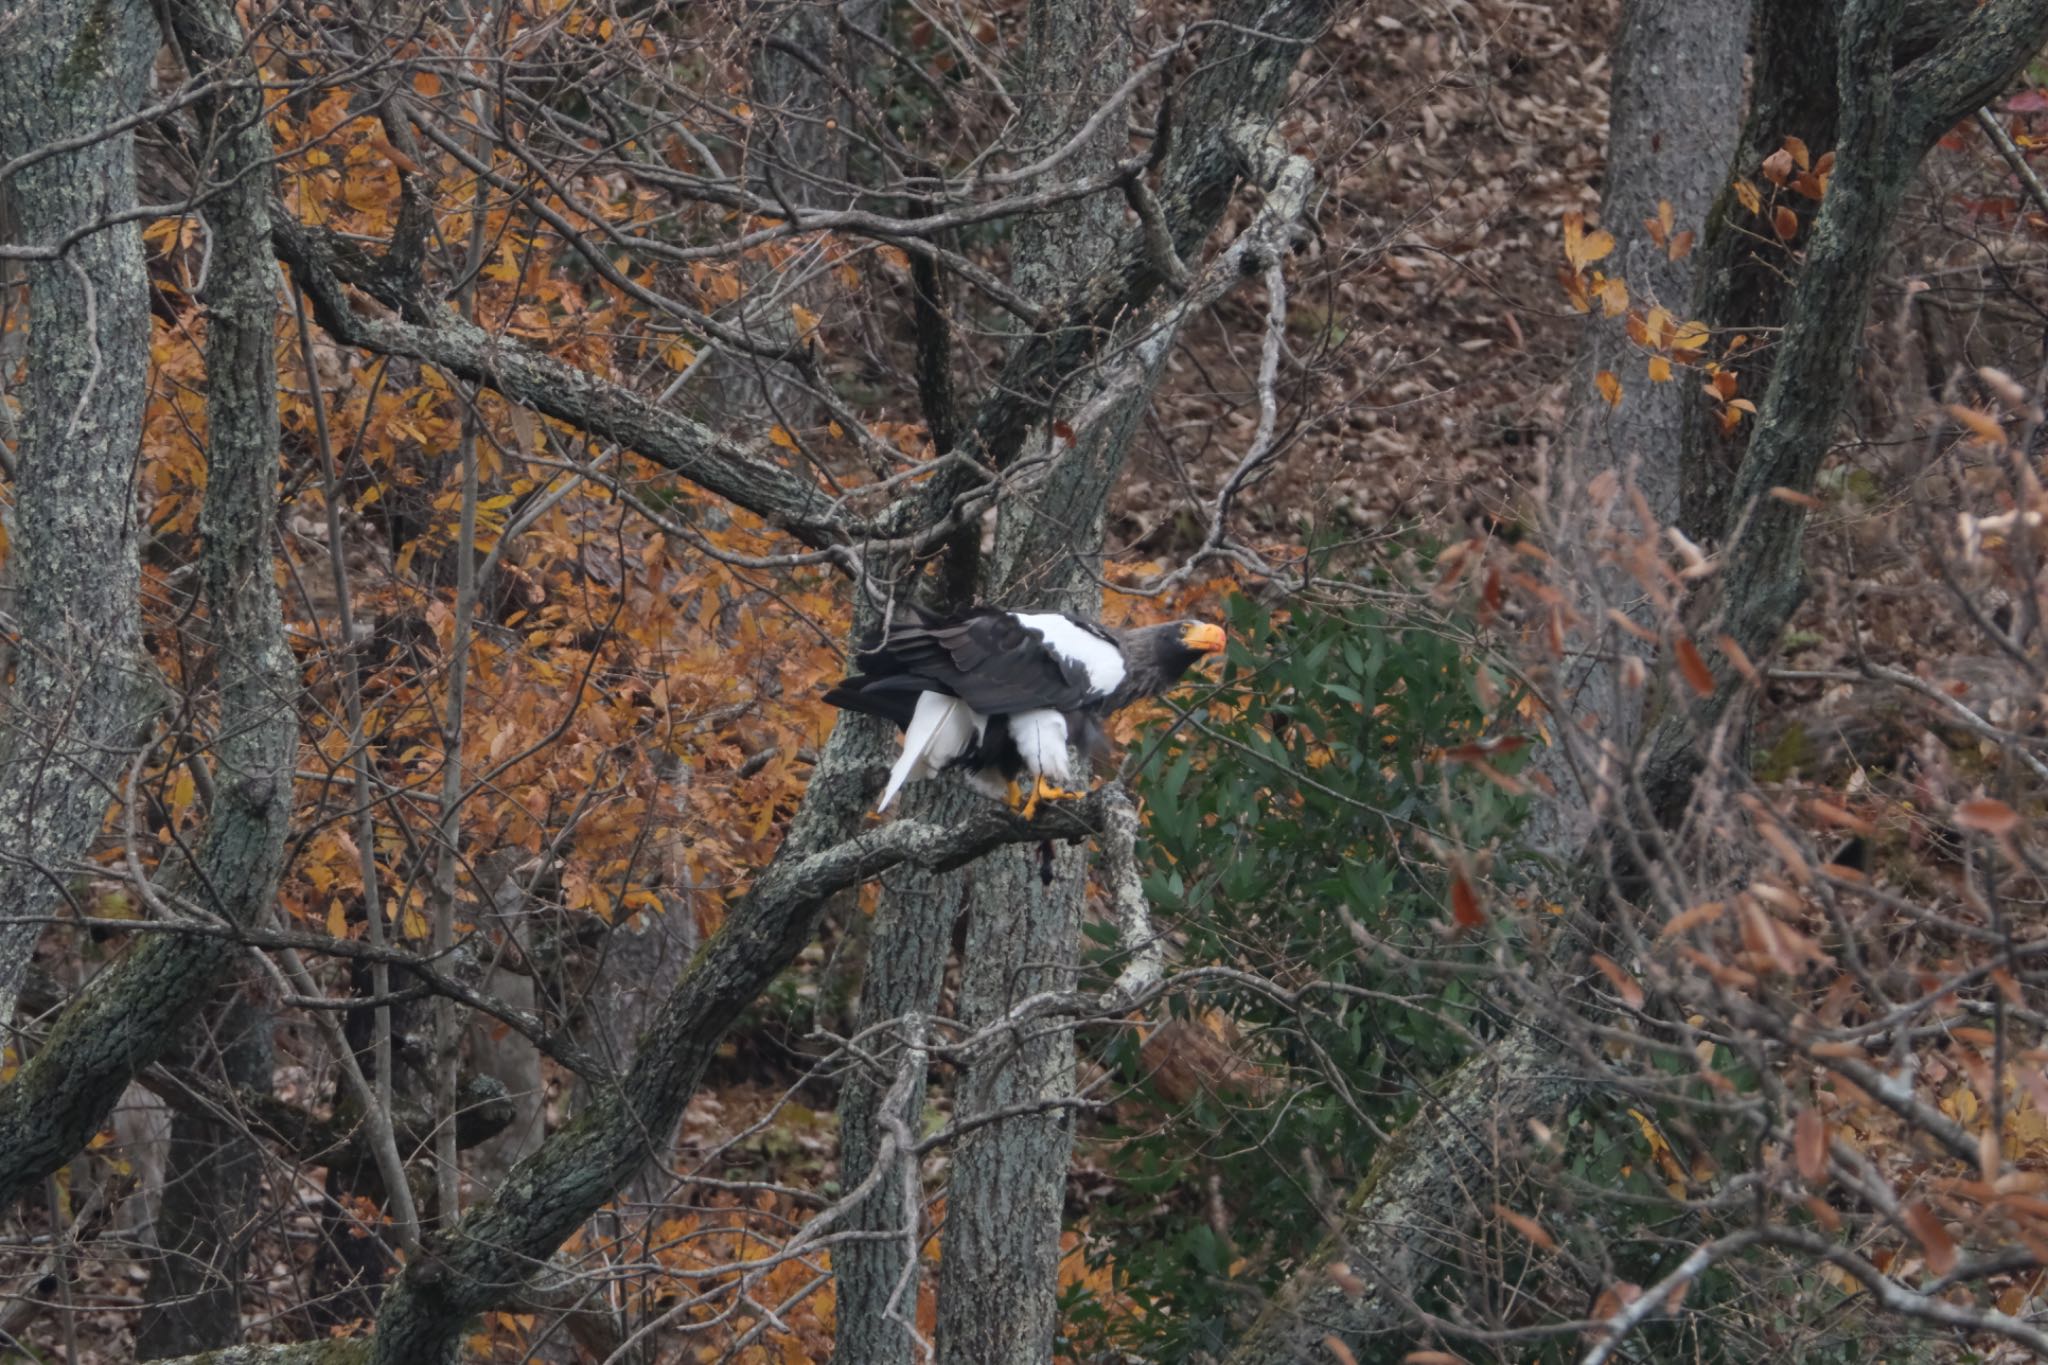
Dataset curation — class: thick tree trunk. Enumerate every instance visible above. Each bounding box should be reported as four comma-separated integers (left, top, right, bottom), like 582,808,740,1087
830,792,966,1365
0,0,299,1210
931,1,1132,1359
1677,0,1842,543
1529,0,1749,859
1644,0,2048,820
0,0,156,1022
138,986,273,1360
1676,0,1964,542
834,3,1329,1359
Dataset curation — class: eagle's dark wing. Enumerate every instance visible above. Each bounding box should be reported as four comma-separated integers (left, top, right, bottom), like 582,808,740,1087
828,608,1111,721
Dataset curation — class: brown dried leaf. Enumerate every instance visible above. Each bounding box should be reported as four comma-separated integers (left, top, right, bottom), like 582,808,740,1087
1493,1202,1557,1251
1591,953,1646,1010
1902,1201,1957,1275
1795,1108,1828,1182
1660,900,1726,937
1947,403,2008,446
1954,798,2019,835
1808,799,1874,836
1673,636,1715,697
1450,873,1486,931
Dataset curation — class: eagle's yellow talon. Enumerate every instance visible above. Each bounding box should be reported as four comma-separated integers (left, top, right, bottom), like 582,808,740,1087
1021,774,1086,820
1004,778,1023,810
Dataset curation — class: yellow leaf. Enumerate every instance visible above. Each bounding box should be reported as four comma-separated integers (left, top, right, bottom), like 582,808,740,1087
326,898,348,939
1733,179,1762,214
1648,356,1674,383
661,340,697,371
1670,319,1711,354
1596,274,1629,316
790,303,822,346
1595,370,1622,406
769,425,798,451
1563,211,1615,271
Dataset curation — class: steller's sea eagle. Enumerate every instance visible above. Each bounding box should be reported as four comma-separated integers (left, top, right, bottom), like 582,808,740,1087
822,606,1226,816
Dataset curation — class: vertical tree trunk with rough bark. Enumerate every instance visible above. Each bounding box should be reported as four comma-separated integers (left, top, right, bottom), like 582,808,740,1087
1529,0,1749,857
0,0,156,1023
1645,0,2048,820
830,790,967,1365
0,0,299,1210
1678,0,1842,543
931,3,1132,1360
138,986,273,1360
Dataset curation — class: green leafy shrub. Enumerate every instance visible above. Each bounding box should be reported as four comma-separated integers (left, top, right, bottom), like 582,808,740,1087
1071,590,1530,1360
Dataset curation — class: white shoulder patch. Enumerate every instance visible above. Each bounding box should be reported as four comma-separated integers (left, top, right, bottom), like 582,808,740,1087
1012,613,1126,696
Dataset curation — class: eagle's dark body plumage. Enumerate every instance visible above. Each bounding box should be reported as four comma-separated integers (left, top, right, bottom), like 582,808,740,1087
823,605,1225,811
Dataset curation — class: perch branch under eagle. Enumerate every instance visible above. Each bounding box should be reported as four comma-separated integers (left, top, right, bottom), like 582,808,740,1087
823,606,1226,817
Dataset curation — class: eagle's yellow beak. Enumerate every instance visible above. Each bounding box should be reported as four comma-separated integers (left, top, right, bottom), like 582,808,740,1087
1182,622,1227,655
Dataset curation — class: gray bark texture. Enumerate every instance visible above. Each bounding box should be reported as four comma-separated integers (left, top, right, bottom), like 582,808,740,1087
1676,0,1963,541
0,0,156,1023
1677,0,1843,542
1644,0,2048,820
830,785,968,1365
1530,0,1749,860
0,0,298,1209
137,985,272,1360
932,2,1133,1361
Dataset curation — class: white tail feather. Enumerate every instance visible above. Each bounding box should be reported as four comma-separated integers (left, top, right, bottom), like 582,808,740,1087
879,693,981,811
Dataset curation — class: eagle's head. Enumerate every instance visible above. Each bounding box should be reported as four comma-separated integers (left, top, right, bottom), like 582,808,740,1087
1117,619,1227,700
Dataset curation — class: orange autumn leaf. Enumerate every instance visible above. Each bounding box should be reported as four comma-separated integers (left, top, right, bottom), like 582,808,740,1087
1954,798,2019,835
1492,1202,1556,1251
1902,1201,1957,1275
1595,370,1622,406
1947,403,2008,445
1673,636,1715,696
1794,1108,1828,1182
1450,873,1486,931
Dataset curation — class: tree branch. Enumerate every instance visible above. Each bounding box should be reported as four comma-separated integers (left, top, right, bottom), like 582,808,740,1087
271,214,853,553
